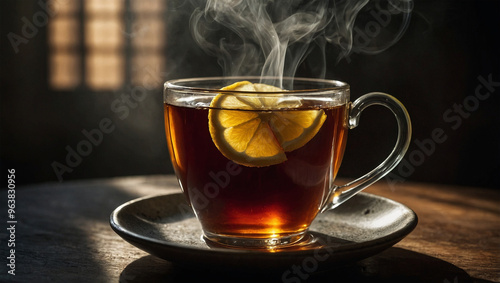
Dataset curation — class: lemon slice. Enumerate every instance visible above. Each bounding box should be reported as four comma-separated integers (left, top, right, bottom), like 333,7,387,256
208,81,326,167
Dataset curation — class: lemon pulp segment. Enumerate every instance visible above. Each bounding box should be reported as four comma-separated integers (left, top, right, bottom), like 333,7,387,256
208,81,326,167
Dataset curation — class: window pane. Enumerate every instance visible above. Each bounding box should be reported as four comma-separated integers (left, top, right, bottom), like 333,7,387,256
85,0,123,15
49,17,79,48
50,52,81,89
48,0,167,91
48,0,81,90
131,0,166,13
84,0,124,90
51,0,80,15
85,17,124,49
131,16,165,49
86,52,124,90
131,53,165,87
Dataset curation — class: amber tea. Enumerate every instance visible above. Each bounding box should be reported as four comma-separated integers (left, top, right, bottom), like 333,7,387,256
165,103,348,243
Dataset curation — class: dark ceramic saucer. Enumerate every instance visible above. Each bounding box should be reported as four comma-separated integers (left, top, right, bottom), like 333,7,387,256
110,192,417,271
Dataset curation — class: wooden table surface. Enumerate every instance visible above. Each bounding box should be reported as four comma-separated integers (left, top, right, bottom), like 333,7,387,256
1,175,499,282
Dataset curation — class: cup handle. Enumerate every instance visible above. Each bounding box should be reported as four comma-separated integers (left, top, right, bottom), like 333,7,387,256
321,92,412,212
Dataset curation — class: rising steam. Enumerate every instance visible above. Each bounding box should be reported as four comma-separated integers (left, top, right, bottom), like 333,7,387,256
190,0,413,88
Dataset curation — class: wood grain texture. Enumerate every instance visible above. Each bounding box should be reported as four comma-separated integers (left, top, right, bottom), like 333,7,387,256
0,175,498,282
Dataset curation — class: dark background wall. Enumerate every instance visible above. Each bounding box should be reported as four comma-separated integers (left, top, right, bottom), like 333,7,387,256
1,0,499,189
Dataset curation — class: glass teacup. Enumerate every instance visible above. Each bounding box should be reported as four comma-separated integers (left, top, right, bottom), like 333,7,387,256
163,77,411,249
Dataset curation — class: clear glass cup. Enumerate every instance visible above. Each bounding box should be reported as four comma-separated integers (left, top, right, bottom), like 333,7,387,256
163,76,411,249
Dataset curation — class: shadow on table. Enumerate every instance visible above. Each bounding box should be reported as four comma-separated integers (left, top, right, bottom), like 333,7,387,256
119,247,487,283
1,179,149,282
